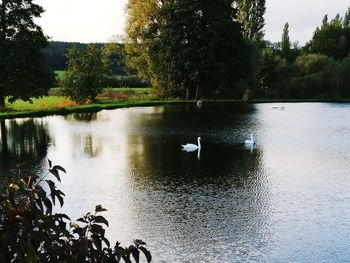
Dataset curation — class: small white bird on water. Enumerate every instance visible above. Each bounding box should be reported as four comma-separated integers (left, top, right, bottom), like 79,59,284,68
182,137,202,152
244,133,255,145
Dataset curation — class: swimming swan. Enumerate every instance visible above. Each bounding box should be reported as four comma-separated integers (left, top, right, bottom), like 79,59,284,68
244,134,255,145
182,137,202,151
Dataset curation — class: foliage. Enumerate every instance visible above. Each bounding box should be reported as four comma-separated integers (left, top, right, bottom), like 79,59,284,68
125,0,249,99
60,45,108,102
0,161,151,262
258,47,284,96
255,6,350,99
305,12,350,59
295,54,333,74
0,0,54,111
281,23,291,60
236,0,266,41
43,41,92,70
105,75,148,88
344,7,350,28
102,43,128,76
98,88,153,102
124,0,157,84
243,40,262,97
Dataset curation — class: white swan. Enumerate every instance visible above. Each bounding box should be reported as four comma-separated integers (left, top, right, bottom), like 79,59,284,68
244,134,255,145
182,137,201,152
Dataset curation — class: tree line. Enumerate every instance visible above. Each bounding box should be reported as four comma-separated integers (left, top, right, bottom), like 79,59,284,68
43,41,127,76
258,9,350,99
124,1,350,100
1,0,350,111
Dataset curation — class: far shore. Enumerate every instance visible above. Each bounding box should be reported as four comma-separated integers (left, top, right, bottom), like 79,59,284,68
1,97,350,120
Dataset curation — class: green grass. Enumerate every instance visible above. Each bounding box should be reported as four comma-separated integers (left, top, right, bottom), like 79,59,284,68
0,86,182,119
5,96,73,112
54,70,65,80
0,97,188,119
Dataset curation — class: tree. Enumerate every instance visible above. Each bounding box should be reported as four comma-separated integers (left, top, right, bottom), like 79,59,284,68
259,47,284,96
322,15,328,26
0,0,54,111
125,0,249,99
236,0,266,41
281,23,291,60
124,0,158,84
305,12,350,59
61,45,108,102
344,7,350,28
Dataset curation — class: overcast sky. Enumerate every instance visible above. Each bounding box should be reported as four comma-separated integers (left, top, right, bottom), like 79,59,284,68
36,0,350,44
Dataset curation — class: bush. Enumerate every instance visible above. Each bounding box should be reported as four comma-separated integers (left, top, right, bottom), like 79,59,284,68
0,161,151,263
295,53,333,75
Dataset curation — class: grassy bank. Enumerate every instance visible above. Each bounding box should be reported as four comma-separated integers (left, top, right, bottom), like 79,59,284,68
2,95,350,120
0,96,189,120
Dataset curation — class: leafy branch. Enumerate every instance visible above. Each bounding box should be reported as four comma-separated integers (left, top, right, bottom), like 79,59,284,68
0,160,151,263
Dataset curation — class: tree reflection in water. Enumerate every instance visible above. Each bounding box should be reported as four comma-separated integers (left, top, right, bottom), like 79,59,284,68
0,119,50,184
122,105,272,262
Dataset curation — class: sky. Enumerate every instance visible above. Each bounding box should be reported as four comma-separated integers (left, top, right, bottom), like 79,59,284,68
35,0,350,45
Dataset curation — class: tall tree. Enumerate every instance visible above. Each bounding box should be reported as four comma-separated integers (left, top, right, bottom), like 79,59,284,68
125,0,249,99
281,22,291,60
0,0,54,111
344,7,350,28
322,15,328,26
236,0,266,41
124,0,159,84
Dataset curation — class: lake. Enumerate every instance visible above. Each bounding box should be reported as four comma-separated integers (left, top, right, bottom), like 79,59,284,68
1,103,350,262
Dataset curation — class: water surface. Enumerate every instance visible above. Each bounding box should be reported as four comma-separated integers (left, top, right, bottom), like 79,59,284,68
1,103,350,262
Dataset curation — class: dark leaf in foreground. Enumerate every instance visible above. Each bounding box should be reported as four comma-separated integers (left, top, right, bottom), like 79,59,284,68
94,215,109,227
49,169,61,182
52,165,67,173
139,246,152,263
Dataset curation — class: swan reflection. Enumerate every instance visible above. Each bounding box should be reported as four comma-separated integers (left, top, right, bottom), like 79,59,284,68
244,143,255,153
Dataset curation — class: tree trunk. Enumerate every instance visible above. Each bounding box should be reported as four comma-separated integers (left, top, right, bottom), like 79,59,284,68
0,87,5,112
195,84,199,100
0,120,8,157
0,2,6,112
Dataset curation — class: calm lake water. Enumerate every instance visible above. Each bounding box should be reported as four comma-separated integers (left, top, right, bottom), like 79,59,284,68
1,103,350,262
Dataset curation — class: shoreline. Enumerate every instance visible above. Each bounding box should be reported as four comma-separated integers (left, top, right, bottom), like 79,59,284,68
1,98,350,120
